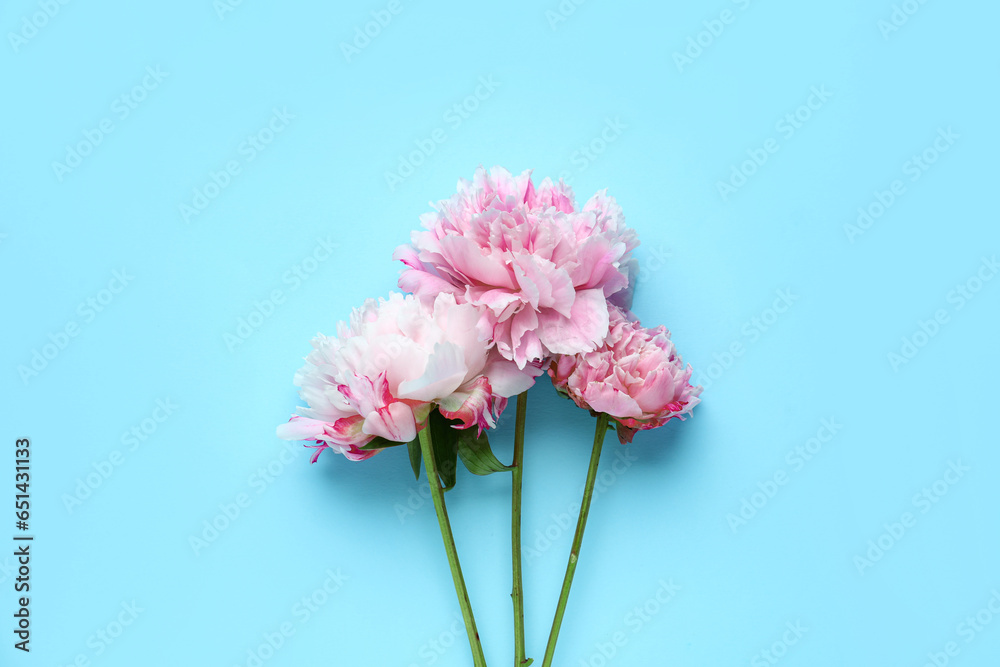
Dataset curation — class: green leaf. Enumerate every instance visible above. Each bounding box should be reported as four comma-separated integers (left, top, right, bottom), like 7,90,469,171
522,659,534,667
407,438,422,480
427,410,460,491
457,428,512,475
358,436,405,451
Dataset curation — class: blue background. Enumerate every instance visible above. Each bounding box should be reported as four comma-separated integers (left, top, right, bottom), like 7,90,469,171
3,1,999,665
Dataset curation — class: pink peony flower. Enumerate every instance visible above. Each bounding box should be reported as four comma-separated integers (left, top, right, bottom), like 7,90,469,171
277,292,540,462
394,166,639,369
549,306,702,444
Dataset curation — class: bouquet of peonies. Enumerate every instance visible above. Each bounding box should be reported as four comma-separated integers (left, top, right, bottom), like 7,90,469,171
277,166,701,667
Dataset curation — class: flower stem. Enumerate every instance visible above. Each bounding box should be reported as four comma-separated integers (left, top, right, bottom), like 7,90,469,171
419,424,488,667
511,391,529,666
540,412,610,667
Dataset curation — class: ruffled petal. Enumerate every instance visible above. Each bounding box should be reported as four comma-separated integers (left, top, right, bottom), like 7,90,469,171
438,376,496,431
582,383,643,420
396,341,469,402
536,289,611,355
363,402,418,443
482,354,543,398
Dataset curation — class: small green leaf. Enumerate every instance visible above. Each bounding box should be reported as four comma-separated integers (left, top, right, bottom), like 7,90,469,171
457,428,512,475
428,410,460,491
359,436,405,451
522,659,534,667
407,438,422,480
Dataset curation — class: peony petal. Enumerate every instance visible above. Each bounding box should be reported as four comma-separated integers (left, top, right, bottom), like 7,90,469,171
326,415,374,445
397,341,470,401
536,289,611,355
341,445,380,462
363,402,418,443
532,177,577,214
608,255,639,311
482,354,543,397
277,415,375,449
466,286,522,316
398,268,461,298
438,235,516,288
438,376,496,431
512,254,576,318
633,368,681,414
392,244,423,270
276,415,327,441
570,237,624,291
305,443,331,463
582,383,643,419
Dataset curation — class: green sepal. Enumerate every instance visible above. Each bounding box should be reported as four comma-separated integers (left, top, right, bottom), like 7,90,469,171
359,436,406,451
427,410,460,491
456,428,512,475
407,438,422,480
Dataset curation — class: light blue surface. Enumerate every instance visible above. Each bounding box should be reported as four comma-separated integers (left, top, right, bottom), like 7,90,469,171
3,1,999,665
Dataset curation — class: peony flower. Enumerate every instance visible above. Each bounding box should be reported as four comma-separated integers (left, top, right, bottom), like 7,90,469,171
549,306,702,444
277,292,539,462
394,166,639,369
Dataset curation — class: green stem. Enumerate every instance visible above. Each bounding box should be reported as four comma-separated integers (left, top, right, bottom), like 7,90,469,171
419,424,488,667
540,412,610,667
511,392,529,666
